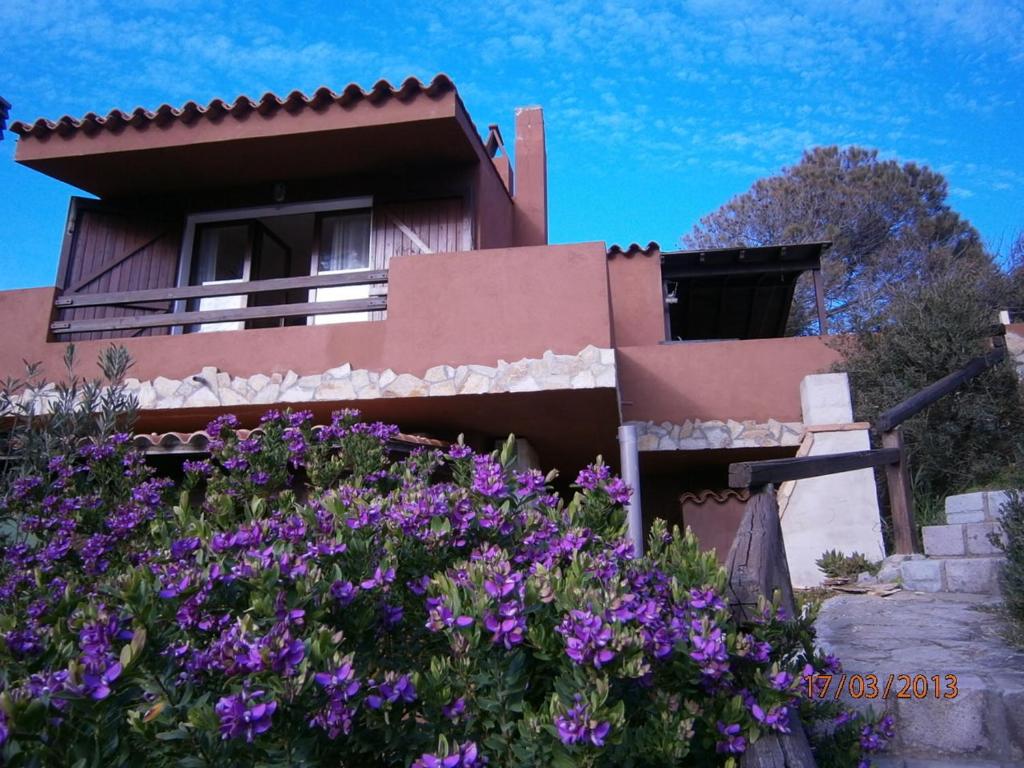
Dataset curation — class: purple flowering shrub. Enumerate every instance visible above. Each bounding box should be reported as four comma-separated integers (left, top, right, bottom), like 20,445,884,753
0,408,890,766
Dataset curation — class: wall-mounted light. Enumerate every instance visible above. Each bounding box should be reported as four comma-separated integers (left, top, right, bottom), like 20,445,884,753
664,281,679,305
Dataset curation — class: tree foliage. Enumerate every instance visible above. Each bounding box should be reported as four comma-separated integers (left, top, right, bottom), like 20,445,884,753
684,146,992,334
836,258,1024,523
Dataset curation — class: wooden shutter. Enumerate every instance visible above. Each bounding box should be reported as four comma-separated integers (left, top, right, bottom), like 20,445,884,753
54,198,183,341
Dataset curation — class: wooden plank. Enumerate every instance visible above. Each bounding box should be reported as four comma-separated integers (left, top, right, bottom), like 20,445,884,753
51,296,387,334
803,422,871,433
726,488,817,768
875,348,1006,432
728,448,901,488
383,209,433,254
56,270,389,308
812,268,829,335
883,427,919,554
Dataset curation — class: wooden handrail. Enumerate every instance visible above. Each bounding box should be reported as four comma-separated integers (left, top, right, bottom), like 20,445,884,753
50,296,386,334
728,447,901,489
875,347,1006,432
54,270,389,308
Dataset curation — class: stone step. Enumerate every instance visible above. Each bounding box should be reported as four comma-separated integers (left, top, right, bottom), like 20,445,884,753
900,555,1005,595
945,490,1010,525
923,522,1006,558
815,593,1024,765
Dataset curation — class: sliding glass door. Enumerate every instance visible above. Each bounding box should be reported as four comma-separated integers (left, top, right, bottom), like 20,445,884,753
309,211,375,324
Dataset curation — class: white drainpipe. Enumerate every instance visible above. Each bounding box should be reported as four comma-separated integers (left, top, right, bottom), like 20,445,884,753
617,424,644,557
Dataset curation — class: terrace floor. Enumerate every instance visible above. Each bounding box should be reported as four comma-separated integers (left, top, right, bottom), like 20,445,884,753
815,592,1024,766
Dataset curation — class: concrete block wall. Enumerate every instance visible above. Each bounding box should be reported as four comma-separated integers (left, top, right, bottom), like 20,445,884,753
897,489,1011,595
782,373,886,587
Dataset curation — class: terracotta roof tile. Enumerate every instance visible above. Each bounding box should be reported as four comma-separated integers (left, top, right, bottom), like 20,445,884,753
606,241,660,259
678,488,751,505
134,427,448,455
11,74,456,140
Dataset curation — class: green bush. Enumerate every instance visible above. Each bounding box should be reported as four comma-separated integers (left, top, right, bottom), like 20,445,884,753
0,343,136,493
992,491,1024,646
815,550,880,580
0,406,892,767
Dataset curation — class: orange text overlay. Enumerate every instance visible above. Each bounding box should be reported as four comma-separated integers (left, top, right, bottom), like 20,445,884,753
803,674,959,701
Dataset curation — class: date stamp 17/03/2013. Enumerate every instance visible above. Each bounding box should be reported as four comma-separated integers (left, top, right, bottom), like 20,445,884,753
803,673,959,701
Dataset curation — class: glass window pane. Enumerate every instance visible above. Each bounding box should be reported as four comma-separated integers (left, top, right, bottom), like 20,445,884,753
195,224,248,283
319,212,370,273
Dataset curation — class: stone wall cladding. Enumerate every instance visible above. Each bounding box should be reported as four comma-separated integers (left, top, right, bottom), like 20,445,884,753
108,346,617,411
630,418,804,452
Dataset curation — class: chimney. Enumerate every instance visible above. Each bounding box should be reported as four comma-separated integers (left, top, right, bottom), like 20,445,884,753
513,106,547,246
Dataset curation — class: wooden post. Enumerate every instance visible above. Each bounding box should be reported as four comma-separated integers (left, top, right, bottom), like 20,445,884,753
725,486,797,622
882,427,918,554
812,269,828,336
726,487,817,767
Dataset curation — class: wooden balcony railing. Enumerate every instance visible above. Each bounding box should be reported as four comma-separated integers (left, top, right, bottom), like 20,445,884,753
50,270,388,334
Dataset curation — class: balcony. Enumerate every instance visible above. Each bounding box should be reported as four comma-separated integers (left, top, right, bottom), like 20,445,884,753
50,269,390,336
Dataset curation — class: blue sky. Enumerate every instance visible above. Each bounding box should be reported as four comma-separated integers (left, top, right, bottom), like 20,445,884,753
1,0,1022,289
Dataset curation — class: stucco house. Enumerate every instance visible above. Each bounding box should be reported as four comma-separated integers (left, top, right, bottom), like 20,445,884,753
0,75,884,585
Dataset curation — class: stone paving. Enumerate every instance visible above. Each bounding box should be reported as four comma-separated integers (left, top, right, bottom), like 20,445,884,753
815,592,1024,766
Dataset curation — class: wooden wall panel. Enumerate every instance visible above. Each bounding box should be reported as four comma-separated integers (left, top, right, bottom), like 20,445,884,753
372,198,467,266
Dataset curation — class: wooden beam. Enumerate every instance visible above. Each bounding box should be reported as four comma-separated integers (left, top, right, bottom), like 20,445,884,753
55,270,389,308
803,421,871,433
50,296,386,334
875,348,1006,432
812,268,829,335
883,427,919,553
729,448,900,489
661,258,820,280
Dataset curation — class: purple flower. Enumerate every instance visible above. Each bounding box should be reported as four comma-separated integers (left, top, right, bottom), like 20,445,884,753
360,566,396,592
690,623,730,679
83,662,122,700
603,477,632,504
442,697,466,720
483,602,526,649
575,463,610,490
366,673,417,709
716,721,747,754
330,580,357,606
412,741,484,768
557,610,616,668
426,597,474,632
448,444,473,459
555,696,611,746
471,456,507,497
769,670,793,691
170,537,201,560
215,690,277,742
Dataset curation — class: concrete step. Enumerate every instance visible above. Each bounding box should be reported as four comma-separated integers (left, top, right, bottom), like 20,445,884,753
923,522,1005,558
899,555,1005,595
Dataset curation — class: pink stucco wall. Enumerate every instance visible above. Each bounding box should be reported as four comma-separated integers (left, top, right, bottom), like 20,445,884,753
0,242,612,383
617,337,842,424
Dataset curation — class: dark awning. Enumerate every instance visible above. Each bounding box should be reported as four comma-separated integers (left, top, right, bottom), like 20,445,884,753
662,242,830,340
